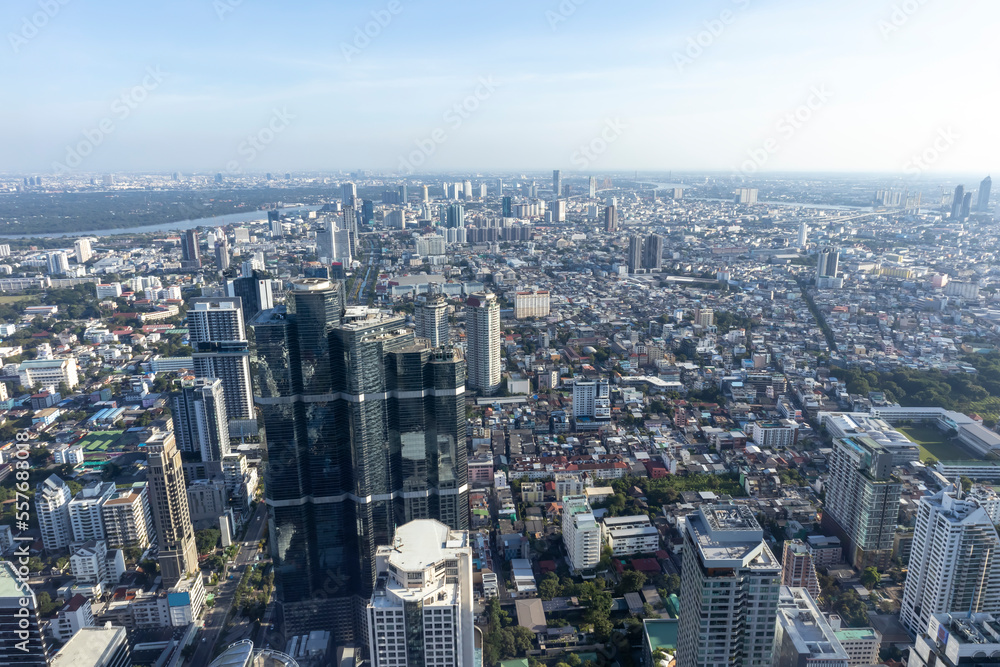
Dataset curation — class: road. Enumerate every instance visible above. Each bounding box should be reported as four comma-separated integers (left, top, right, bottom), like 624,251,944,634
187,502,269,667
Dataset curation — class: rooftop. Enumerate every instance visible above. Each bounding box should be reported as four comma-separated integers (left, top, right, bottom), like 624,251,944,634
51,626,126,665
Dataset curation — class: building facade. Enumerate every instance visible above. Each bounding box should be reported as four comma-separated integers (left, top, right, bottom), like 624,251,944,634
144,431,198,588
562,495,601,572
465,292,500,395
171,377,231,462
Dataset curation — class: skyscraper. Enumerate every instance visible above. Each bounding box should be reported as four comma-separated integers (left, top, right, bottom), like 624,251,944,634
415,293,450,347
144,431,198,588
343,203,358,253
171,377,231,462
627,235,643,274
643,233,664,271
552,169,562,199
562,495,601,572
188,298,255,436
342,181,357,203
589,176,597,198
226,273,274,322
604,205,618,233
446,203,465,228
977,175,992,213
780,539,821,599
73,238,92,264
951,184,965,219
677,504,781,667
797,222,808,248
362,199,375,225
961,191,973,219
182,229,201,268
465,292,500,395
817,247,839,279
0,561,47,665
552,199,567,222
367,520,474,667
214,237,230,271
250,279,468,644
502,196,512,218
36,474,72,551
900,484,1000,637
821,437,902,569
46,251,69,275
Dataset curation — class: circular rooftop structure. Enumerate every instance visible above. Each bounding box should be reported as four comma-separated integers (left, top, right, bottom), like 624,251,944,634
209,641,299,667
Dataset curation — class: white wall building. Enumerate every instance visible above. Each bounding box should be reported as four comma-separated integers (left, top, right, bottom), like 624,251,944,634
68,482,116,545
466,292,500,395
37,474,73,551
602,515,659,557
18,357,79,390
562,495,601,572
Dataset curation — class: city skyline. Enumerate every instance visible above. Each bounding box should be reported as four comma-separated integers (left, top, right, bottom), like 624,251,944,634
2,0,997,174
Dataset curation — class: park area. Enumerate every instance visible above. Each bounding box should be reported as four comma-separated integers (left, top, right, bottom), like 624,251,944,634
897,424,973,461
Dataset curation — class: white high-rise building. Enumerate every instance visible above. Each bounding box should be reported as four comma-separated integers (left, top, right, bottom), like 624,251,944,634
677,504,781,667
188,298,255,432
367,520,474,667
900,484,1000,637
562,495,601,572
101,485,153,549
36,474,72,551
73,238,93,264
797,222,808,249
513,290,550,319
415,293,450,347
465,292,500,395
46,251,70,275
68,481,116,545
572,380,610,422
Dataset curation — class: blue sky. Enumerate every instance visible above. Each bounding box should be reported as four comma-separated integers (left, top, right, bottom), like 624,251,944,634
2,0,996,175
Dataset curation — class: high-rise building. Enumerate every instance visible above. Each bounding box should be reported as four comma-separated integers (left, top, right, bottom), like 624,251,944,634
182,229,201,268
627,235,644,274
144,431,198,588
961,191,973,219
909,613,1000,667
446,203,465,228
562,495,601,572
465,292,500,395
463,180,472,200
900,484,1000,637
735,188,759,205
513,290,550,319
821,438,902,569
694,307,715,328
46,251,70,275
677,504,781,667
502,196,513,218
50,625,130,667
415,293,450,347
226,273,274,322
951,184,965,219
643,233,664,271
188,297,255,434
604,205,618,233
36,474,72,551
0,561,48,665
73,238,93,264
780,540,821,599
589,176,597,198
977,175,992,213
342,182,357,202
362,199,375,225
67,481,116,545
367,520,474,667
773,587,849,667
249,279,468,644
214,237,230,271
171,377,231,462
343,204,358,253
817,247,839,279
553,199,567,222
101,485,153,549
798,222,808,248
552,170,562,199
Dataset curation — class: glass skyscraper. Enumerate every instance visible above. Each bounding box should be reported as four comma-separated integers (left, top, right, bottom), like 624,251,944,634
249,279,468,645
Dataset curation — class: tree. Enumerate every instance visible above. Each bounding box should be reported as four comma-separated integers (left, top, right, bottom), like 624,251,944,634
539,572,560,600
195,528,221,555
592,616,613,642
861,567,881,590
567,654,583,667
617,569,647,595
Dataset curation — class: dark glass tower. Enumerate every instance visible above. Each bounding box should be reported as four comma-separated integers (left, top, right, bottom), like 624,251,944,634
249,279,468,645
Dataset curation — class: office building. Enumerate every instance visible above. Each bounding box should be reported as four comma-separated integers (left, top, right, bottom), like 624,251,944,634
68,481,116,545
604,205,618,233
977,175,992,213
821,438,902,570
144,432,198,588
798,222,808,248
0,561,47,665
513,290,550,319
589,176,597,198
643,234,664,271
601,515,659,557
562,495,601,572
817,247,839,279
909,613,1000,667
250,279,469,644
501,196,513,217
73,238,93,264
367,520,474,667
627,235,644,274
37,474,73,551
552,199,567,222
188,297,255,433
773,587,849,667
735,188,759,205
215,237,230,271
415,293,450,347
465,292,500,395
830,623,880,667
182,229,201,268
46,251,70,275
446,203,465,228
342,182,356,202
951,185,965,219
171,377,231,462
900,484,1000,637
51,625,130,667
18,358,79,390
552,169,562,199
677,504,781,667
780,540,821,599
226,272,274,322
961,192,973,219
101,486,153,549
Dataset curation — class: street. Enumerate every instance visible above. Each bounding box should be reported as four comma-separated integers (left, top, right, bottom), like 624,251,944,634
186,502,269,667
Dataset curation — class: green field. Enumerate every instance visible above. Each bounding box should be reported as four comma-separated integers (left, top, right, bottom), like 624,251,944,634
76,431,123,452
897,424,973,461
0,295,31,304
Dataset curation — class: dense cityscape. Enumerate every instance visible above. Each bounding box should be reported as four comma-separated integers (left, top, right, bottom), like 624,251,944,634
0,169,999,667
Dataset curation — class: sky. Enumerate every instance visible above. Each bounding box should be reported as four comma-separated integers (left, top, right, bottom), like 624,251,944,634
2,0,997,176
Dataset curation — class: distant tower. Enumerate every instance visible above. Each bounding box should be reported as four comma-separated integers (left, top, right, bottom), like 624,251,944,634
961,191,973,220
798,222,808,248
552,170,562,200
214,237,230,271
642,234,663,271
604,205,618,233
46,251,70,275
447,203,465,228
502,196,513,218
977,176,992,213
817,247,839,279
415,293,450,347
341,182,357,203
589,176,597,198
951,184,965,219
144,431,198,588
466,292,500,395
182,229,202,269
627,235,643,274
73,238,93,264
